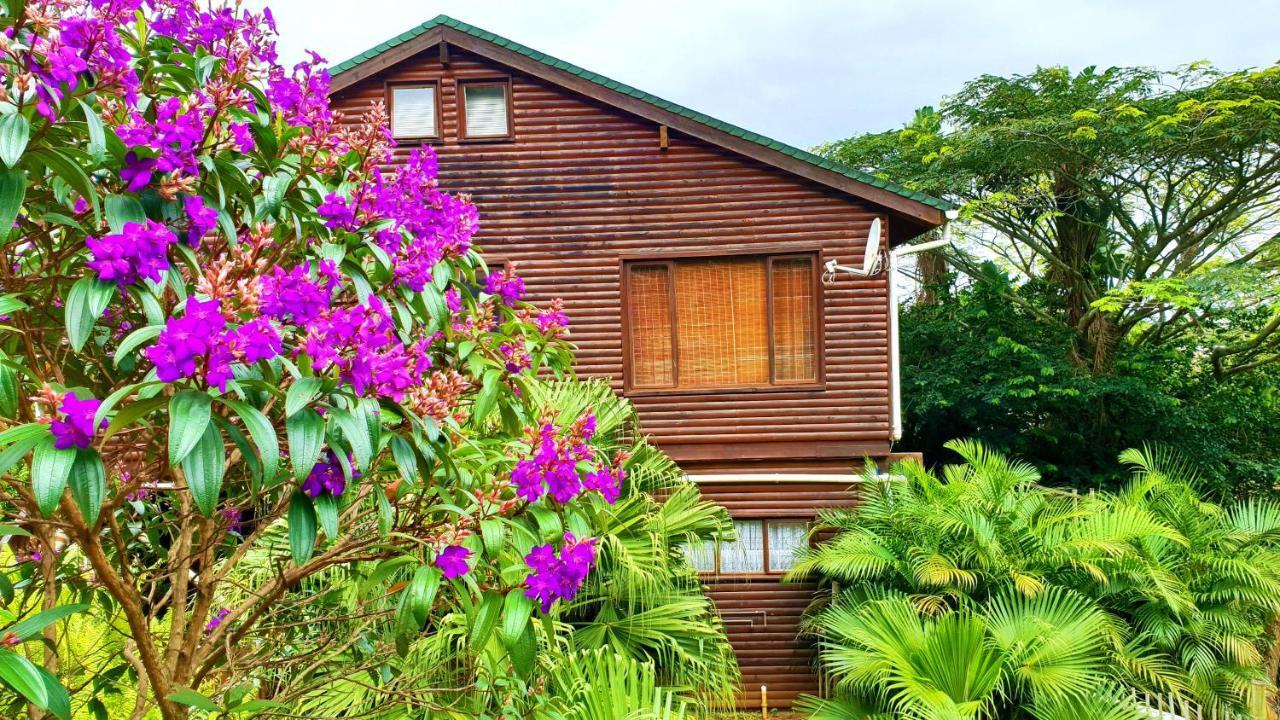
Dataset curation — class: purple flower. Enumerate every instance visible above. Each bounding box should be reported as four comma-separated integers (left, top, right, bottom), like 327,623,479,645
119,151,157,192
205,608,230,634
583,467,624,504
183,195,218,248
50,391,105,450
229,318,281,363
524,533,598,613
259,262,337,325
302,450,350,498
318,193,357,230
435,545,471,579
484,269,524,307
145,297,228,386
229,122,255,153
86,220,177,287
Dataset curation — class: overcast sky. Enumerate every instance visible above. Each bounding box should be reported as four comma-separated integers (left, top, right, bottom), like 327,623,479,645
251,0,1280,150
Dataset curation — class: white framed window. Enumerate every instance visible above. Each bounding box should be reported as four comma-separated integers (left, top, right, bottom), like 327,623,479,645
461,82,510,138
687,518,810,575
767,520,809,571
390,85,438,140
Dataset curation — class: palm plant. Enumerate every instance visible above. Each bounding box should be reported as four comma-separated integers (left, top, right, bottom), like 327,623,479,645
233,379,738,716
791,440,1280,719
543,648,689,720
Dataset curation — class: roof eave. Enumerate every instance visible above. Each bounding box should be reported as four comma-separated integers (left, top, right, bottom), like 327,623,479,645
329,16,950,235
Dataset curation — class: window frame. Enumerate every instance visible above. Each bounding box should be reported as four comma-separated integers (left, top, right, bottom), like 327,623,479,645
620,248,825,396
458,77,514,142
691,517,812,577
385,81,442,144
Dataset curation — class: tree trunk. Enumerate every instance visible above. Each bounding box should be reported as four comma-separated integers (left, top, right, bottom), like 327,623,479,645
915,249,950,305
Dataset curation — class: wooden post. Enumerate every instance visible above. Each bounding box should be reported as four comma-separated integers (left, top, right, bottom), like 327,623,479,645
760,685,768,719
658,124,669,150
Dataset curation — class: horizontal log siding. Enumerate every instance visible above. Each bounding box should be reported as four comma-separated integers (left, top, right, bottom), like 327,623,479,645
695,482,858,708
331,47,894,464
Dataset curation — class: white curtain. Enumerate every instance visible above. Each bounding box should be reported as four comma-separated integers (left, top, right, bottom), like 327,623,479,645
768,520,808,571
392,86,436,138
464,85,508,136
685,540,715,572
719,520,764,573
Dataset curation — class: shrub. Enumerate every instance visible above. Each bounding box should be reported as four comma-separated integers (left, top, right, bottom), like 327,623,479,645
792,440,1280,719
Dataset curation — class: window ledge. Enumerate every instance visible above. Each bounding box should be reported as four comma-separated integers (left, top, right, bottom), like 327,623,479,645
625,382,825,398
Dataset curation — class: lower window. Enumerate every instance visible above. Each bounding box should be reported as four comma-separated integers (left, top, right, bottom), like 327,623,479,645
687,518,810,574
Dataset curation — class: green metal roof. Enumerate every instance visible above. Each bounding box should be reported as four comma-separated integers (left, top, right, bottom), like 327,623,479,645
330,15,951,214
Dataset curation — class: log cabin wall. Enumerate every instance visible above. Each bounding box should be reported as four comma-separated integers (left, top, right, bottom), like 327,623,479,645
330,42,895,710
330,45,894,468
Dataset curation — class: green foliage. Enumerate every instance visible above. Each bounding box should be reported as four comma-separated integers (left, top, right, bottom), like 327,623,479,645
792,441,1280,718
899,273,1280,494
821,62,1280,376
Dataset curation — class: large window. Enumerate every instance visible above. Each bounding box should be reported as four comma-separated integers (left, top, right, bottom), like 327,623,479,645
625,254,819,391
687,518,810,574
388,84,439,141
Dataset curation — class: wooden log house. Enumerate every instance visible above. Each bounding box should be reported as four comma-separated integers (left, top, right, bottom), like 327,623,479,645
328,16,949,709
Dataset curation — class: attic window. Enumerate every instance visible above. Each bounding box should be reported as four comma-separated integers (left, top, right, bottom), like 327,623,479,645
390,84,438,140
460,81,511,139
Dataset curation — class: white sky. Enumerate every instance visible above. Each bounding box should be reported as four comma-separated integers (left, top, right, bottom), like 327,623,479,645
250,0,1280,150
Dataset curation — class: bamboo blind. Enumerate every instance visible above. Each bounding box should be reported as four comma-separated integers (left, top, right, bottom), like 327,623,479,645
675,257,769,387
628,265,675,387
628,254,817,390
771,257,817,383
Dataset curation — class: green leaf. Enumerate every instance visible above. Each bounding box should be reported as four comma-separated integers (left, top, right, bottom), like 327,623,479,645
78,100,106,161
0,431,43,478
472,368,501,426
219,398,279,485
103,194,145,234
500,590,534,643
64,277,116,352
313,492,338,539
469,590,502,650
113,325,163,366
33,663,71,720
168,390,212,465
284,377,321,417
288,492,316,565
167,687,219,713
4,603,88,642
102,395,166,442
0,113,30,167
286,409,324,481
408,565,442,626
230,699,290,714
0,168,25,242
0,293,28,316
0,649,54,717
180,422,225,517
0,362,18,418
68,450,105,524
333,407,372,470
31,435,74,517
481,518,505,556
504,622,537,678
28,149,97,227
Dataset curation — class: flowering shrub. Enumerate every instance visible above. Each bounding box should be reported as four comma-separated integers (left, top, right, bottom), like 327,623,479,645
0,1,626,718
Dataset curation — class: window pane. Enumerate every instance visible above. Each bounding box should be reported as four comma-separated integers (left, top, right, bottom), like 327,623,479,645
391,86,436,138
771,257,816,382
628,265,674,387
768,520,809,571
464,85,509,137
719,520,764,573
685,540,715,572
674,258,769,388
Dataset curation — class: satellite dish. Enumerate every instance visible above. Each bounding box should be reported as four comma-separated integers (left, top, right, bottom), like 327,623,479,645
862,217,882,276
